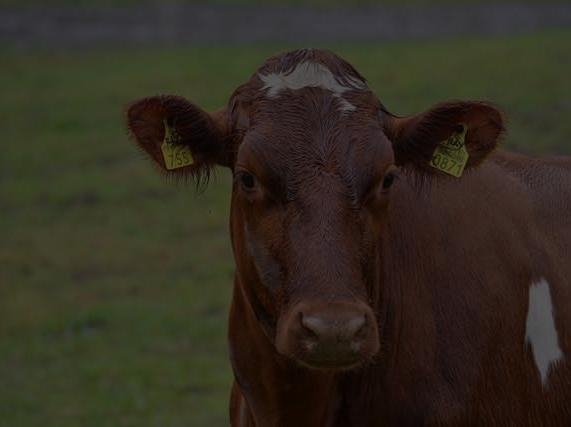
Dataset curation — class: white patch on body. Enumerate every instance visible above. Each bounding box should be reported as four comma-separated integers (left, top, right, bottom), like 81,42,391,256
258,61,367,112
525,279,563,386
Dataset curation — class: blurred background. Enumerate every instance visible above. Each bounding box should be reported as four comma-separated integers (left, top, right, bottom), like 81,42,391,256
1,0,570,426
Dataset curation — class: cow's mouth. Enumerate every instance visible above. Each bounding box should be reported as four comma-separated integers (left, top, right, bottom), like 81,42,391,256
296,355,367,371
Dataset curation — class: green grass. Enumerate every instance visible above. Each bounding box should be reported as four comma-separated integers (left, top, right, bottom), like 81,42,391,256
1,31,570,426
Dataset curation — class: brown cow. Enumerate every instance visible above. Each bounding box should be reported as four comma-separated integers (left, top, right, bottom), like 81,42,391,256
126,48,571,426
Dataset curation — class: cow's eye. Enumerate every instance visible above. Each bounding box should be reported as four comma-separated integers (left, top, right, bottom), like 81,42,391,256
382,173,395,190
240,173,256,191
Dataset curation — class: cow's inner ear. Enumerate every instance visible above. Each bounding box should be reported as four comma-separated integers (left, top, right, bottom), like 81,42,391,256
383,101,505,176
126,95,233,182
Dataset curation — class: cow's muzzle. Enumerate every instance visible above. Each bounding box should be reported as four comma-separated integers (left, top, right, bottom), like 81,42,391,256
276,301,380,370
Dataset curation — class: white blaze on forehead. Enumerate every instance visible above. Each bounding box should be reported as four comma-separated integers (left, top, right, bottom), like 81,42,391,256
258,61,367,112
525,279,563,386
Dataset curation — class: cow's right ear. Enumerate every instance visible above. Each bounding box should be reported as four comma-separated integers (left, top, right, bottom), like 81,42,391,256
126,95,233,181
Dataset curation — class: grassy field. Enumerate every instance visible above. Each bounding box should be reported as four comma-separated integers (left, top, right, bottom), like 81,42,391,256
1,31,570,426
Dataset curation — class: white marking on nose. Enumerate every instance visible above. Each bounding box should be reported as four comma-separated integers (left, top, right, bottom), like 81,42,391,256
525,279,563,386
258,61,367,112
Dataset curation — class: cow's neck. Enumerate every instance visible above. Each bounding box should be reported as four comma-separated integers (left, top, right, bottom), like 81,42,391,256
371,168,537,421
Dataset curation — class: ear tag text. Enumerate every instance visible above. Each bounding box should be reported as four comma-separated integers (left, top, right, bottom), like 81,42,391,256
430,124,469,178
161,119,193,170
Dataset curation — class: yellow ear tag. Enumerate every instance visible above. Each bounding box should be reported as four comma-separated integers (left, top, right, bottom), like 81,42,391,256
430,124,469,178
160,119,194,170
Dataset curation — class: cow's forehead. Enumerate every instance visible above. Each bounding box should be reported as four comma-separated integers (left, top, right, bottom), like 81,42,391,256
257,49,370,111
232,48,377,117
233,49,390,182
258,61,368,112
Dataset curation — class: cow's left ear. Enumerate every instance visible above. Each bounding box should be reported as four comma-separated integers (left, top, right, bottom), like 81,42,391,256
126,95,233,182
383,101,505,174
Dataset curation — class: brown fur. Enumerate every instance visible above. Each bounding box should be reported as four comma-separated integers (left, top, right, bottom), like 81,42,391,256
125,48,571,426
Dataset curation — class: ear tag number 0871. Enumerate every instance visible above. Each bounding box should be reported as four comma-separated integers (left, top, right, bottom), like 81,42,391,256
430,124,469,178
161,119,194,170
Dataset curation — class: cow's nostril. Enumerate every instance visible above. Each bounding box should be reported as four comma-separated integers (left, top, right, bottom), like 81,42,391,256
301,315,329,337
299,312,319,340
346,316,367,338
301,314,367,342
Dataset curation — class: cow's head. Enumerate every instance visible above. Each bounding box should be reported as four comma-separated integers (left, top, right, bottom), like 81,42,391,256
126,49,504,371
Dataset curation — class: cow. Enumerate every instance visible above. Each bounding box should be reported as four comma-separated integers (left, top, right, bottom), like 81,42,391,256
125,48,571,426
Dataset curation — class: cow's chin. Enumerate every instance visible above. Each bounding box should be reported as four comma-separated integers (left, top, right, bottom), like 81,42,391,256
277,339,379,372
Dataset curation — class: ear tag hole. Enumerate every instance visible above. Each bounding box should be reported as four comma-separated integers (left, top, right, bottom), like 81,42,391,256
430,123,469,178
160,118,194,170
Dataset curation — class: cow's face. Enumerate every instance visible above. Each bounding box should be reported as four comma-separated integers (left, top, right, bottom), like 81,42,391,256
126,49,504,371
